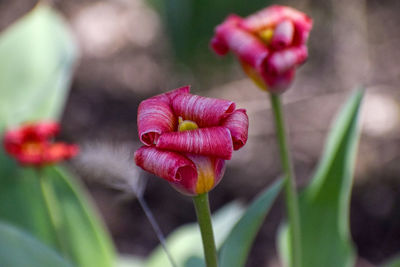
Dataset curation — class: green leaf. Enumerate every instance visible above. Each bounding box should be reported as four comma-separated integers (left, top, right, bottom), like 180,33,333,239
382,255,400,267
149,0,273,68
117,255,145,267
146,201,245,267
45,166,116,267
0,155,115,267
0,220,72,267
0,4,77,132
219,179,283,267
279,89,364,267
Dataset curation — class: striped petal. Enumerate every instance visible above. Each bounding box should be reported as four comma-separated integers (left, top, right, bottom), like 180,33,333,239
214,22,269,69
134,146,197,185
138,98,176,146
265,45,308,75
271,20,294,50
156,127,233,160
138,86,190,146
222,109,249,150
172,94,235,127
153,85,190,103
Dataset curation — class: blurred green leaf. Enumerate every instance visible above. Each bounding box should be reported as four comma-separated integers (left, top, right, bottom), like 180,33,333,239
45,166,116,267
219,179,283,267
279,89,364,267
0,220,72,267
148,0,272,68
0,155,115,267
383,256,400,267
0,4,77,132
146,201,245,267
117,255,145,267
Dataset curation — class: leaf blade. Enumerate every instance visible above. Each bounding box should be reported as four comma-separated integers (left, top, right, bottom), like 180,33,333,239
0,220,73,267
279,89,364,267
0,4,77,132
219,179,283,267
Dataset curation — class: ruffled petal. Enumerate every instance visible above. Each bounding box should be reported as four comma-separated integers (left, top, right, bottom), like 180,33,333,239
241,5,311,33
137,98,176,146
172,94,235,127
134,146,197,185
153,85,190,103
138,86,191,146
44,143,79,163
156,127,233,160
31,122,60,140
271,20,294,50
3,129,24,156
240,5,286,32
222,109,249,150
210,36,229,55
214,22,269,69
265,45,308,75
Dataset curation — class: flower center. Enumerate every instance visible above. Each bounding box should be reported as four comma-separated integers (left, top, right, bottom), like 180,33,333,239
178,117,199,132
258,28,274,45
22,141,43,155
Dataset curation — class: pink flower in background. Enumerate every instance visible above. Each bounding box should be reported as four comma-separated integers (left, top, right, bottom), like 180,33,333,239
211,5,312,93
134,86,249,196
3,122,79,166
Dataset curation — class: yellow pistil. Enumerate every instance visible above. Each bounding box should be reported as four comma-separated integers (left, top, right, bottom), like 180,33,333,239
178,117,199,131
258,28,275,45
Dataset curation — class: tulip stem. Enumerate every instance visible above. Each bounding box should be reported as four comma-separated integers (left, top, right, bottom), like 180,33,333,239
193,193,218,267
269,93,302,267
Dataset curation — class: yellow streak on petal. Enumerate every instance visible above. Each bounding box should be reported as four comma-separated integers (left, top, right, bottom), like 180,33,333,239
241,62,269,91
258,28,274,44
195,158,215,194
178,116,199,131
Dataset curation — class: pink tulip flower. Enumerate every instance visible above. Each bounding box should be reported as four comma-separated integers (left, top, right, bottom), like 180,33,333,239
211,5,312,93
134,86,249,196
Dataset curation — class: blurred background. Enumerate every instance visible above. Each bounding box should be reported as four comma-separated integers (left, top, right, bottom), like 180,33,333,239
1,0,399,266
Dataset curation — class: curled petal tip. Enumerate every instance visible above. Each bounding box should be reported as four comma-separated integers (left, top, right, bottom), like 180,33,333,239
265,45,308,75
222,109,249,150
271,20,295,50
134,146,198,194
138,98,176,146
210,37,229,55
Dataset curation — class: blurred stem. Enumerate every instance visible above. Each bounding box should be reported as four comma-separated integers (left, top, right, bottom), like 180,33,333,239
136,195,178,267
193,193,218,267
38,169,68,256
269,93,302,267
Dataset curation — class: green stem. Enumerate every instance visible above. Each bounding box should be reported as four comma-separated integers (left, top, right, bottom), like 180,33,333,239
193,193,218,267
38,170,67,256
269,93,302,267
